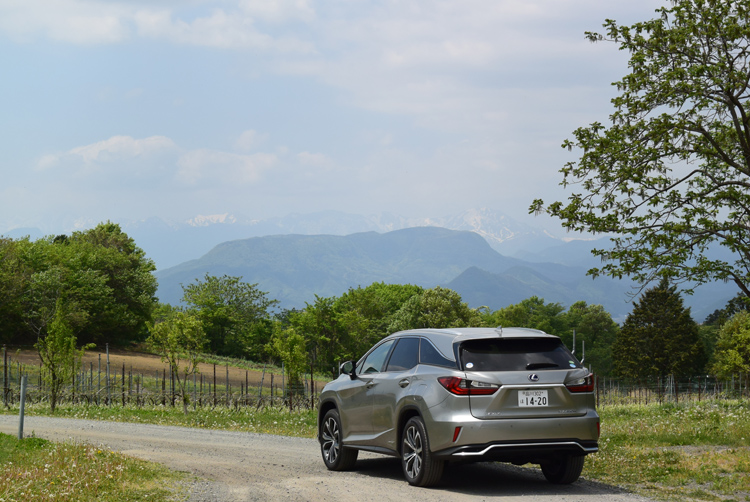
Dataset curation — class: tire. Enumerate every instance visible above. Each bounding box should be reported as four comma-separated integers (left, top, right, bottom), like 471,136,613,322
401,416,444,487
320,409,358,471
541,455,585,484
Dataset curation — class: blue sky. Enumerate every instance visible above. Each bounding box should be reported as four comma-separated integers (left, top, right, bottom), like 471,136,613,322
0,0,666,235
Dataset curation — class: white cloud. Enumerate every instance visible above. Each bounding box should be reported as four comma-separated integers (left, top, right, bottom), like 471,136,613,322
68,135,176,163
273,0,657,135
36,154,59,171
133,9,274,49
297,151,331,168
34,135,177,180
176,149,278,185
235,130,268,151
0,0,314,51
0,0,131,44
239,0,315,23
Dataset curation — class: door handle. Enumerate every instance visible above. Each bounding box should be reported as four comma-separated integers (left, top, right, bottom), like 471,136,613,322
399,379,410,388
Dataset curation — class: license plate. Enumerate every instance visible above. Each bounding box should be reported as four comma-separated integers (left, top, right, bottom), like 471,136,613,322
518,390,548,407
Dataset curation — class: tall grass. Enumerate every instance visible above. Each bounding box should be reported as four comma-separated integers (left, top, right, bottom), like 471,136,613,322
0,433,182,502
590,401,750,501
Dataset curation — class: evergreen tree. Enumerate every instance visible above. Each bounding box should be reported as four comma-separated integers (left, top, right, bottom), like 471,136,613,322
613,278,705,380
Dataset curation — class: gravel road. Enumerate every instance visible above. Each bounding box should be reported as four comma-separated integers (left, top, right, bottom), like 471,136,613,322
0,415,653,502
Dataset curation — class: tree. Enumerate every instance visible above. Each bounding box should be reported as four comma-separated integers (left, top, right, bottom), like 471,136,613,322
69,222,158,344
276,284,424,377
0,224,157,347
388,287,482,332
270,325,308,397
482,296,568,336
0,238,32,344
711,311,750,378
147,311,207,414
22,237,116,346
704,293,750,326
334,283,423,355
613,278,705,380
36,299,94,413
286,295,350,377
181,274,277,358
530,0,750,298
702,293,750,361
563,302,619,376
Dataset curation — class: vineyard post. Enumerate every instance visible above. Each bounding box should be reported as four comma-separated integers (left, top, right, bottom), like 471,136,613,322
121,362,125,406
106,344,111,406
18,375,27,439
97,353,101,405
2,344,6,408
258,364,266,401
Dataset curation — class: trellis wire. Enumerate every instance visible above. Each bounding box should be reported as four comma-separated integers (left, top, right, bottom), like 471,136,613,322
2,347,318,410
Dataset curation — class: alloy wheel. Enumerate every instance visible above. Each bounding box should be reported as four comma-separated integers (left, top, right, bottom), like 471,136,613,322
321,416,340,464
402,424,423,479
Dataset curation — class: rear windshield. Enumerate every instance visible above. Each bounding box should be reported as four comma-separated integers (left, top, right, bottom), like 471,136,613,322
459,338,580,372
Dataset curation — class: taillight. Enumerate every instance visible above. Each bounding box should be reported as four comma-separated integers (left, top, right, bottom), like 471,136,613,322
438,376,499,396
566,373,595,393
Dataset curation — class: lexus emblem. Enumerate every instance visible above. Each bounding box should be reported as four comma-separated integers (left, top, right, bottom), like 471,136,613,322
528,374,539,382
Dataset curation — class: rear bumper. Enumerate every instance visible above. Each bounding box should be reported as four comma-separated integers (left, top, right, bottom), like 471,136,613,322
434,438,598,463
424,408,600,463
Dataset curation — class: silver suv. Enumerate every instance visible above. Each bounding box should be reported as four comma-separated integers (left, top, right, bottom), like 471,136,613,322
317,327,599,487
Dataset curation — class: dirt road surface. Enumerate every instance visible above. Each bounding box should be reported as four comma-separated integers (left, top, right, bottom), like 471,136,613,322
0,415,653,502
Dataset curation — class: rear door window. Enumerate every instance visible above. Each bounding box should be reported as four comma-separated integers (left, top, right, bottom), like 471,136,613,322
460,338,580,372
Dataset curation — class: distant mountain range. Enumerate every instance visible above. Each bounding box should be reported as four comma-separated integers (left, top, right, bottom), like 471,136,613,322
154,226,735,322
4,209,738,321
123,208,563,270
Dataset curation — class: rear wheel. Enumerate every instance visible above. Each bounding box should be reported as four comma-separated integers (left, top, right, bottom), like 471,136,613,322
401,416,444,487
320,409,358,471
541,455,585,484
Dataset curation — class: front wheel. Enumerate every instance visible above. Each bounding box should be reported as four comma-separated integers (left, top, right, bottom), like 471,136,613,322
320,409,358,471
401,416,444,487
540,455,585,484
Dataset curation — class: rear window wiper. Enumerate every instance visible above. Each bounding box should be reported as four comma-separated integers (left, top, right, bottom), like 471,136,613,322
525,362,559,370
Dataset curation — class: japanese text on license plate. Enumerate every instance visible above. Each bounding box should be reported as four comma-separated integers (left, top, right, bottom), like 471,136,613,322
518,390,548,407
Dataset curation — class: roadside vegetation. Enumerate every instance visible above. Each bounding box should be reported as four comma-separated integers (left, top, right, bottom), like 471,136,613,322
0,432,182,502
1,401,316,437
591,401,750,501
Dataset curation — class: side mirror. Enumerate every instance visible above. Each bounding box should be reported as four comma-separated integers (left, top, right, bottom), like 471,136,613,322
340,361,355,378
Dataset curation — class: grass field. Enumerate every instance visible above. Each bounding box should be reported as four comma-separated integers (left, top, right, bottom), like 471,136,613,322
0,432,183,502
3,399,750,501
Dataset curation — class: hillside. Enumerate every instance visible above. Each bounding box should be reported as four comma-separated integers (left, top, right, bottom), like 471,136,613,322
154,226,647,318
156,227,518,307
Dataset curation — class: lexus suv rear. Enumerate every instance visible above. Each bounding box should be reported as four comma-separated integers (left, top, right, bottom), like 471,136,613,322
317,327,599,487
